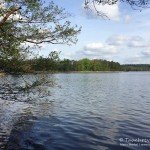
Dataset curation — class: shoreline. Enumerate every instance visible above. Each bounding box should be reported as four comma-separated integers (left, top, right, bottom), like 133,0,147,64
53,71,150,74
0,70,150,76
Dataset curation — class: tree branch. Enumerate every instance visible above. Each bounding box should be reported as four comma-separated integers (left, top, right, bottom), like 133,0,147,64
0,7,21,28
25,39,65,44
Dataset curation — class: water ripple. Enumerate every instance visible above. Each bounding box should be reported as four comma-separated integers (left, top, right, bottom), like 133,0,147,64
0,72,150,150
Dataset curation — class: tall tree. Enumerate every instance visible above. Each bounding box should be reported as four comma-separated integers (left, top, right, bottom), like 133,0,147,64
0,0,81,73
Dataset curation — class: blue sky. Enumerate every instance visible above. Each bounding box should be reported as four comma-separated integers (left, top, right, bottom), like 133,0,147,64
39,0,150,64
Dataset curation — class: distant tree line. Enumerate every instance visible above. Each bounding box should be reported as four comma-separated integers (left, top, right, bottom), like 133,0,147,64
0,51,149,74
122,64,150,71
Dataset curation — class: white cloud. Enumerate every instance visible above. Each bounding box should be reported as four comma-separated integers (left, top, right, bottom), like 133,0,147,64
128,36,150,48
85,43,103,50
74,42,119,60
84,2,120,21
107,35,150,49
84,42,118,54
107,35,128,46
141,50,150,57
124,53,150,64
75,35,150,63
106,35,150,64
124,55,142,64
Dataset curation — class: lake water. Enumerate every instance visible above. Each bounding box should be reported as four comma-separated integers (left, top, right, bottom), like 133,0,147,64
0,72,150,150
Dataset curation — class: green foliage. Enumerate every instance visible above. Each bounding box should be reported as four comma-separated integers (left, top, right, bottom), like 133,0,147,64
122,64,150,71
11,56,123,72
77,59,92,71
30,56,149,72
0,0,81,74
33,51,60,72
59,59,75,71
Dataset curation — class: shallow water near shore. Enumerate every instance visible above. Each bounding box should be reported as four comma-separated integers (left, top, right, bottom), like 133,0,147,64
0,72,150,150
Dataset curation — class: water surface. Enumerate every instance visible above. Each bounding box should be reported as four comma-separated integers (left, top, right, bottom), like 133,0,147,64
0,72,150,150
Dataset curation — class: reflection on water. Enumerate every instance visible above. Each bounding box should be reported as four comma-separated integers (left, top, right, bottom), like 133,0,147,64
0,72,150,150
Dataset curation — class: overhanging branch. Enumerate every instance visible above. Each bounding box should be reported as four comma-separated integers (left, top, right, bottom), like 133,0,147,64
0,7,21,28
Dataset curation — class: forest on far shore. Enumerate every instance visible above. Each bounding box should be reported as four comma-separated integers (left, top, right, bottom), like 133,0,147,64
0,52,149,74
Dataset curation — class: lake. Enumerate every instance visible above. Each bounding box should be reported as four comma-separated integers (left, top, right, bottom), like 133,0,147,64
0,72,150,150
